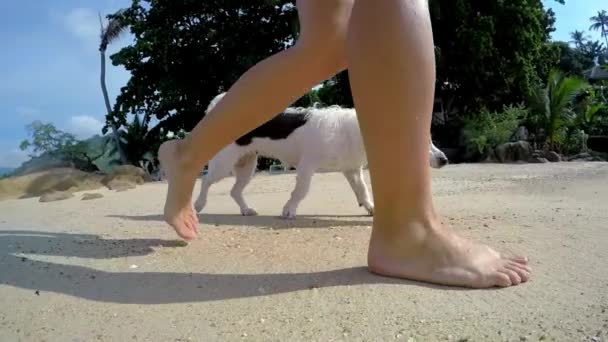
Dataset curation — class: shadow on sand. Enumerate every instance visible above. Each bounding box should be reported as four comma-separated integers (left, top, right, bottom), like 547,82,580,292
0,228,470,305
109,213,372,229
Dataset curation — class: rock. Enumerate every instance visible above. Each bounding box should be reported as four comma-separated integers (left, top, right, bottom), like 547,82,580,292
39,191,74,202
81,193,104,201
528,157,549,163
567,152,594,162
0,168,104,201
102,165,150,190
591,151,608,161
102,165,148,191
546,151,561,162
494,141,532,163
106,179,136,192
528,150,551,163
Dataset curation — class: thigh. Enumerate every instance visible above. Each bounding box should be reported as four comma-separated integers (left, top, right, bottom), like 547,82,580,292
295,0,354,68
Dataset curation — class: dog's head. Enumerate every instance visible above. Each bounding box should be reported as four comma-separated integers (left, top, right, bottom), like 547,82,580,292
429,139,449,169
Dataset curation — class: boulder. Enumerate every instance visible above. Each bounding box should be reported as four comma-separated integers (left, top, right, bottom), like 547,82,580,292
567,152,605,162
106,179,137,192
546,151,561,162
82,193,104,201
102,165,150,190
0,168,104,201
39,191,74,202
528,156,549,163
493,141,532,163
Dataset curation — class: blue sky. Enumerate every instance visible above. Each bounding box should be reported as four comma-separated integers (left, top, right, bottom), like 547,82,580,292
0,0,605,168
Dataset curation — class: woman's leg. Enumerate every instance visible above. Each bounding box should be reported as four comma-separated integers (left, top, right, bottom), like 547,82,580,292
347,0,531,288
158,0,354,240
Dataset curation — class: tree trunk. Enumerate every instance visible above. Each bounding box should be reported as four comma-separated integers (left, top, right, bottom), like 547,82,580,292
100,49,128,164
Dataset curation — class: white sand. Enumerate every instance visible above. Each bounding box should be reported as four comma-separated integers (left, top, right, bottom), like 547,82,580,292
1,163,607,341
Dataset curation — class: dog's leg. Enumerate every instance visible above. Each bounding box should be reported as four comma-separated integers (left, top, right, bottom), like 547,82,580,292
281,164,316,220
193,176,212,214
343,168,374,216
193,160,232,213
231,153,258,216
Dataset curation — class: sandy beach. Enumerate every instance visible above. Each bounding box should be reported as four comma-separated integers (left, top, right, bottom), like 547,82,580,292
1,162,607,341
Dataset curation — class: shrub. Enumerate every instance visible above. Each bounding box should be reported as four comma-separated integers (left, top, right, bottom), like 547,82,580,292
462,104,528,159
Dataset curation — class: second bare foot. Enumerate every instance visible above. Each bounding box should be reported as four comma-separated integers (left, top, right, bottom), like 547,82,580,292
368,217,531,288
158,140,201,241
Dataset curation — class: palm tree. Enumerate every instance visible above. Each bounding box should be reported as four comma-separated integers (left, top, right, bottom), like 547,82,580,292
589,10,608,48
570,30,588,49
99,9,128,164
529,70,589,148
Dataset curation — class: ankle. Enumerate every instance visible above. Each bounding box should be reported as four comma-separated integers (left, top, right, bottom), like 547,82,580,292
369,209,443,254
373,204,440,236
160,140,201,178
174,140,202,172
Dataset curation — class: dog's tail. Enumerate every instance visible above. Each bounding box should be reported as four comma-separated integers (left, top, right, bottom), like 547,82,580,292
206,92,227,114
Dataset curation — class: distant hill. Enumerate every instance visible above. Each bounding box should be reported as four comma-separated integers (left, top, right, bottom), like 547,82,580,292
11,135,121,176
0,167,15,176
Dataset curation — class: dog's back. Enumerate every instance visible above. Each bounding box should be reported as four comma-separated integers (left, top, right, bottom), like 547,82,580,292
206,92,367,171
291,106,367,171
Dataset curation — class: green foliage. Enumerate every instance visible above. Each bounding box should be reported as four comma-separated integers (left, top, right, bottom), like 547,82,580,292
106,114,188,173
570,30,588,49
19,121,107,172
19,121,77,157
462,104,528,158
573,86,608,134
551,41,596,77
428,0,557,113
528,69,589,149
106,0,297,134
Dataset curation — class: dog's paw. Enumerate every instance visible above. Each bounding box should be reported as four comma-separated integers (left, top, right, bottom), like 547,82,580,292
281,207,297,220
193,201,205,213
280,214,296,220
362,202,374,216
241,208,258,216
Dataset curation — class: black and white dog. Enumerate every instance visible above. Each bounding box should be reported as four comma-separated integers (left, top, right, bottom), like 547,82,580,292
194,92,448,219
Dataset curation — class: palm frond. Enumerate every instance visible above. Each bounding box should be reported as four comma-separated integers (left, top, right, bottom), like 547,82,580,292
589,10,608,33
99,9,128,50
585,104,604,123
589,22,602,31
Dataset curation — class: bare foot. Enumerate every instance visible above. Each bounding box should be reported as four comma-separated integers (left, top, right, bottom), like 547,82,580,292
368,218,531,288
158,140,200,241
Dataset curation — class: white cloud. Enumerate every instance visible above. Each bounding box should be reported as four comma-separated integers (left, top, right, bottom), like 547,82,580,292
66,115,104,139
65,8,99,38
61,8,100,46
